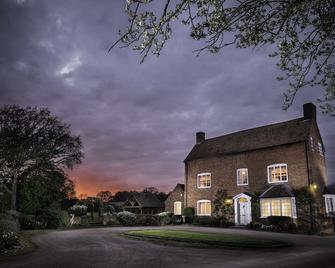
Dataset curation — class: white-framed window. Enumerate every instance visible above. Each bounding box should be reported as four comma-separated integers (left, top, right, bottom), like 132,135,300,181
237,168,248,186
174,201,182,215
197,173,211,188
267,164,288,183
260,198,296,218
310,137,314,151
324,195,335,214
318,142,324,156
197,200,211,216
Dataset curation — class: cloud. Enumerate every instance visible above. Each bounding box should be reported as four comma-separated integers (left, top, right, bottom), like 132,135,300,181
0,0,334,196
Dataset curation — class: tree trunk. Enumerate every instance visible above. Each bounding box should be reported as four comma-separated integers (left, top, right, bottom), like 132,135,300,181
10,174,18,211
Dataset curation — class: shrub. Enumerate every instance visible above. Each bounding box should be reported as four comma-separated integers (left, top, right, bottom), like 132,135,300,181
135,214,160,226
0,231,19,252
267,216,297,232
156,212,173,225
117,211,137,226
246,221,263,230
36,208,61,229
58,210,71,227
103,214,120,225
0,217,19,234
68,204,88,216
182,207,195,223
19,214,43,230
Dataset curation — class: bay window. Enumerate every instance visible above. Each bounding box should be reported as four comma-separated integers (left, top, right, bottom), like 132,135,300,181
260,198,296,218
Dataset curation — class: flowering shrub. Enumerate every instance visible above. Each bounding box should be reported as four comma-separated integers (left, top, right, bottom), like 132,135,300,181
156,212,173,225
68,204,88,216
117,211,137,226
0,231,19,251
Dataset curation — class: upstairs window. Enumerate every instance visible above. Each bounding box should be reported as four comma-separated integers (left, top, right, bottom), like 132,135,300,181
197,173,211,188
267,164,288,183
318,142,324,156
324,195,335,214
237,168,248,186
310,137,314,151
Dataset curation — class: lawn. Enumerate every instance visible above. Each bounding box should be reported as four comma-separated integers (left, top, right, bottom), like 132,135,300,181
124,229,292,248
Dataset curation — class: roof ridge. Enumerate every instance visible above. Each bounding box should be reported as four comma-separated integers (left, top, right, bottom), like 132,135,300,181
204,117,308,142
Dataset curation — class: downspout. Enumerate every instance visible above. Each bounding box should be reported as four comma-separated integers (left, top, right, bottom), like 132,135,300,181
304,140,315,232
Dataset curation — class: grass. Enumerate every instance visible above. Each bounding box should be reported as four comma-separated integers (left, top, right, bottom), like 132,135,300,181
123,229,293,248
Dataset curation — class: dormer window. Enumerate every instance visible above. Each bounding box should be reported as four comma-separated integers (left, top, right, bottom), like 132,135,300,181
267,164,288,183
237,168,248,186
197,173,211,188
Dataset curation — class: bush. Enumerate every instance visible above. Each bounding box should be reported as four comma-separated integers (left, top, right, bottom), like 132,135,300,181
267,216,297,232
68,204,88,216
0,231,19,251
117,211,137,226
19,214,43,230
246,221,263,230
182,207,195,223
103,214,120,225
135,214,160,226
0,216,19,234
58,210,71,227
171,215,183,224
36,208,61,229
156,212,173,225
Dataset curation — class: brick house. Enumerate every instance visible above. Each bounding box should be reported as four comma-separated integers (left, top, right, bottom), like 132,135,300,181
166,103,334,231
165,184,185,215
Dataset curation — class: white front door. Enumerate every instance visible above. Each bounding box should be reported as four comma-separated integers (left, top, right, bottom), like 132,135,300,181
238,199,249,225
233,194,252,225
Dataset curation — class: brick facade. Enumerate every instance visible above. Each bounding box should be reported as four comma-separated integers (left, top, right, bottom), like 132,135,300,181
165,184,184,213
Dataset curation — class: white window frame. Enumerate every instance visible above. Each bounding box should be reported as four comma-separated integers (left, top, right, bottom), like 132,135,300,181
260,197,297,218
310,137,314,151
174,201,182,215
197,200,211,216
318,142,324,156
197,172,211,189
323,194,335,214
237,168,248,186
267,163,288,183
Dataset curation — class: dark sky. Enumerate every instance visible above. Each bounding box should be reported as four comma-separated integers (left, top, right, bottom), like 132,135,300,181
0,0,334,196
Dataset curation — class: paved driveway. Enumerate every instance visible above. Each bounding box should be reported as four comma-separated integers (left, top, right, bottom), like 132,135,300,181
1,225,335,268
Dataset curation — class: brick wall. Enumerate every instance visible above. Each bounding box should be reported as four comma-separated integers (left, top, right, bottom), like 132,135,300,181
165,185,184,213
185,142,310,212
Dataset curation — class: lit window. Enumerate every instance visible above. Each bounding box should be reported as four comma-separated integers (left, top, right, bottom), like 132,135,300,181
197,200,211,216
197,173,211,188
237,168,248,186
310,137,314,151
174,201,182,215
318,142,323,156
267,164,288,183
324,195,335,214
260,198,296,218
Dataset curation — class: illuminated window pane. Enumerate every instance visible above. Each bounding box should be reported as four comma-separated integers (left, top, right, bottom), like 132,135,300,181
261,200,271,217
268,164,288,183
197,200,211,216
271,200,281,216
237,168,248,185
174,201,182,215
198,173,211,188
281,199,292,217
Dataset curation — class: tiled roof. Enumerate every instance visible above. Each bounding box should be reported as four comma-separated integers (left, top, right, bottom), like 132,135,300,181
185,118,312,162
129,192,164,208
260,184,295,198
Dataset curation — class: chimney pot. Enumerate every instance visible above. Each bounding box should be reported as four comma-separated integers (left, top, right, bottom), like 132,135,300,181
196,132,205,144
303,103,316,120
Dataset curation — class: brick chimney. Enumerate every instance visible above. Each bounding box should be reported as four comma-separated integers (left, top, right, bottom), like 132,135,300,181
196,132,205,144
303,103,316,120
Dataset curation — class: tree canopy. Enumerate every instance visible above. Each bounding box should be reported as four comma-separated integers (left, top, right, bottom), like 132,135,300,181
111,0,335,115
0,105,84,211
